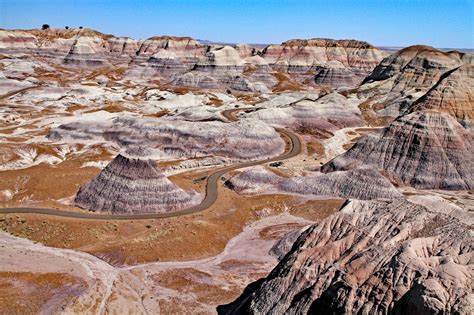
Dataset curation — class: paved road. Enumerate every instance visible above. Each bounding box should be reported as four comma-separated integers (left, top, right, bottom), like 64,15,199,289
0,108,301,220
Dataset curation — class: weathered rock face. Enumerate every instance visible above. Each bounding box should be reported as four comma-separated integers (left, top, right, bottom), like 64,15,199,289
227,166,401,200
314,61,360,88
220,199,474,314
75,154,199,214
364,45,465,89
357,45,472,117
407,64,474,128
322,110,473,190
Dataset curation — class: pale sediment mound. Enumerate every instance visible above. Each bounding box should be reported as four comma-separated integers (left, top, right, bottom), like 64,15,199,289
220,199,474,314
227,167,401,200
75,154,199,214
322,110,473,190
281,168,402,200
245,92,364,131
225,167,283,194
49,116,285,161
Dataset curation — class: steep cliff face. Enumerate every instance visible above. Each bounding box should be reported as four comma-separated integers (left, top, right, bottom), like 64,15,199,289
357,45,472,117
75,154,199,214
321,110,473,190
220,199,473,315
407,64,474,128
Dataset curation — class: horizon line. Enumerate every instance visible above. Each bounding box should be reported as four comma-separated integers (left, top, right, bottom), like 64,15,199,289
2,26,473,51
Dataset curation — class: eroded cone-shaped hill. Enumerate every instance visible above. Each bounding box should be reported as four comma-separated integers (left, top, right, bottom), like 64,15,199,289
220,199,473,314
408,64,474,128
75,154,199,214
322,110,473,190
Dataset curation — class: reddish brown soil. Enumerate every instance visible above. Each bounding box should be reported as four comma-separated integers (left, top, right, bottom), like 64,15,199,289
0,272,87,314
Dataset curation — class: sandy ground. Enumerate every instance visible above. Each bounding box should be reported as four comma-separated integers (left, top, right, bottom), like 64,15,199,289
0,212,312,314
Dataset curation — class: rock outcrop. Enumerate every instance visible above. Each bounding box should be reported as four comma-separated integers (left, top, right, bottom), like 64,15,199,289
407,64,474,128
75,154,199,214
322,110,473,190
357,45,472,117
227,166,402,200
220,199,473,314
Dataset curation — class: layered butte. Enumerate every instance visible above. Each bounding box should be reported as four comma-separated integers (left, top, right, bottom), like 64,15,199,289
322,110,473,190
0,28,387,91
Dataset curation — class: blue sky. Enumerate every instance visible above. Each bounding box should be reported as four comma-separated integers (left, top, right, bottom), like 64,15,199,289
0,0,472,48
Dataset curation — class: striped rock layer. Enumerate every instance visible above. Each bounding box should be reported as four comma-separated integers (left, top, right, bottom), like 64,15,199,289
322,110,473,190
75,154,199,214
0,29,386,90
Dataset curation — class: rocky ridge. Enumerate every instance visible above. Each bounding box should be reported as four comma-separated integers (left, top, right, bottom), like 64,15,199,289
356,45,473,118
0,28,386,91
407,64,473,129
220,199,474,314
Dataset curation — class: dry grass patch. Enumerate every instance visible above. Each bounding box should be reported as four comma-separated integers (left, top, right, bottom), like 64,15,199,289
289,198,346,221
153,268,241,305
0,272,86,315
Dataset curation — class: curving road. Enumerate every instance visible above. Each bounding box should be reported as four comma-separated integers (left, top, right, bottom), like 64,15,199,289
0,108,301,220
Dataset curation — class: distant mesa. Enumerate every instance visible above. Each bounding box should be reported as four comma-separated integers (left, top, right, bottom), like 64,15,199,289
0,28,387,91
75,153,200,214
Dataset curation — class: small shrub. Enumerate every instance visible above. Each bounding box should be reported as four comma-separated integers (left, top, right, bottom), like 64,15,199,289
269,161,283,167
